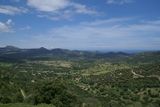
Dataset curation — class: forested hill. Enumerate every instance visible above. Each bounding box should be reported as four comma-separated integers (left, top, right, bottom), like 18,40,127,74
0,46,159,62
0,46,130,61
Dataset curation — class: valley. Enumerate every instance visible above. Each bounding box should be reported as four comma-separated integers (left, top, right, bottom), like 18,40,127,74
0,46,160,107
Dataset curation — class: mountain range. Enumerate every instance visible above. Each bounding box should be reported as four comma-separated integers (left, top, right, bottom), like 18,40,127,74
0,46,159,62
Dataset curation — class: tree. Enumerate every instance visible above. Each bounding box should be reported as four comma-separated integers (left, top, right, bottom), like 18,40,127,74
30,79,77,107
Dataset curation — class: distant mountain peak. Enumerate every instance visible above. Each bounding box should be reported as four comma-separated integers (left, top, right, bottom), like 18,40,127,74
5,45,19,49
3,46,20,51
39,47,48,50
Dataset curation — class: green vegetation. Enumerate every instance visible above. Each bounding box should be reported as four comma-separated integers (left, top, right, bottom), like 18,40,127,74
0,103,54,107
0,48,160,107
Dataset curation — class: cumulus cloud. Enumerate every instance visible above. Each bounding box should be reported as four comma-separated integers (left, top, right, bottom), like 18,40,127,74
0,19,13,33
106,0,133,5
27,18,160,50
0,5,28,15
27,0,97,20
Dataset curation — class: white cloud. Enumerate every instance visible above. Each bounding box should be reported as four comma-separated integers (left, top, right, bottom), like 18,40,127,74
27,18,160,50
6,19,12,25
106,0,133,5
27,0,97,20
27,0,69,12
0,5,28,15
0,19,13,33
71,3,97,15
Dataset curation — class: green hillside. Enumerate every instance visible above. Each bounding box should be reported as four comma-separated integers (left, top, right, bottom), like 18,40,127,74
0,47,160,107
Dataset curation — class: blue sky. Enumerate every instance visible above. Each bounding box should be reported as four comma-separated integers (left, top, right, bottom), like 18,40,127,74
0,0,160,51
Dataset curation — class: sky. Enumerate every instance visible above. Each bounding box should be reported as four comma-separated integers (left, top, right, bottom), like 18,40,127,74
0,0,160,51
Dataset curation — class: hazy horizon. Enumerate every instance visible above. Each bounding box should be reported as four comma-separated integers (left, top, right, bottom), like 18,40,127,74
1,45,160,53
